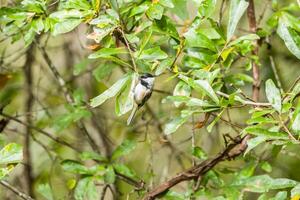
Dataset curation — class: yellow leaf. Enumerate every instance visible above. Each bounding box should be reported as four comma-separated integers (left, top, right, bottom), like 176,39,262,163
292,194,300,200
95,0,101,13
172,65,178,73
67,179,77,190
221,47,234,61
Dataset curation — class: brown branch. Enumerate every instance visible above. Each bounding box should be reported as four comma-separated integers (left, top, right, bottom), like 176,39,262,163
100,185,109,200
143,136,249,200
23,43,35,197
0,180,35,200
115,172,145,190
247,0,259,102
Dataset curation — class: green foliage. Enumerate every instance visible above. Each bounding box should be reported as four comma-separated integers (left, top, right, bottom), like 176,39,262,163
0,143,23,179
1,0,300,199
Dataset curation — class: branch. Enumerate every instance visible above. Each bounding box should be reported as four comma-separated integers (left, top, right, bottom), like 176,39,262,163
35,40,100,153
143,135,249,200
118,28,137,72
0,180,35,200
0,112,80,152
247,0,260,102
23,42,35,197
216,91,270,107
115,172,145,190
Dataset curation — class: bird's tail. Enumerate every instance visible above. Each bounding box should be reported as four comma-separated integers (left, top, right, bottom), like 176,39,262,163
127,104,138,125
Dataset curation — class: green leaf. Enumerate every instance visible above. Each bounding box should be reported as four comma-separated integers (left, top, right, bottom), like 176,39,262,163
0,143,22,165
88,47,128,59
146,4,164,20
260,161,272,173
115,73,137,116
61,0,92,10
164,190,185,200
271,191,287,200
179,75,219,104
86,26,116,43
163,96,214,107
113,163,136,178
207,109,224,132
37,184,53,200
291,112,300,135
155,58,173,76
198,0,216,18
173,81,191,97
52,18,83,36
245,126,289,139
92,65,116,82
49,10,83,19
129,3,149,17
170,0,188,20
138,46,168,60
74,59,89,76
231,175,297,193
0,166,15,180
79,151,107,162
277,18,300,59
54,107,91,131
258,194,268,200
244,135,267,155
74,177,98,200
192,146,207,160
172,81,191,107
111,140,137,160
61,160,91,175
104,165,115,184
159,0,174,8
291,183,300,198
265,79,281,112
90,74,131,107
21,0,46,13
228,34,260,46
183,29,216,51
227,0,249,41
138,29,152,56
164,114,191,135
153,16,179,40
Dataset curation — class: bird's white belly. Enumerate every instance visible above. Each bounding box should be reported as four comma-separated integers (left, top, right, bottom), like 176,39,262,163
134,84,148,105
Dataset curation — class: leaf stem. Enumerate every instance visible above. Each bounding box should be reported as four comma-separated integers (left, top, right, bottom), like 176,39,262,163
118,28,137,72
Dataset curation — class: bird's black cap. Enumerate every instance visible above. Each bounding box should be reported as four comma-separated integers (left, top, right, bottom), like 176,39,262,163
140,73,154,78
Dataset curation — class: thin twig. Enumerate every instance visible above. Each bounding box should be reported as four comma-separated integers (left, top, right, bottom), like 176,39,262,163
216,91,270,107
143,135,249,200
118,28,137,72
35,40,100,153
191,115,196,167
219,0,226,25
0,180,35,200
100,185,109,200
0,112,80,152
23,42,35,197
257,0,270,26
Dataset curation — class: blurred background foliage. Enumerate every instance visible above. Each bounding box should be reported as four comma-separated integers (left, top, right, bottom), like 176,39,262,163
0,0,300,199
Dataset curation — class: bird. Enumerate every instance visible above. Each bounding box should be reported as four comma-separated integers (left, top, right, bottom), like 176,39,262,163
127,73,155,125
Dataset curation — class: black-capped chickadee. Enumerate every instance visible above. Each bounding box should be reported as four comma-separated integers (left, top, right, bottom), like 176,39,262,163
127,73,155,125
